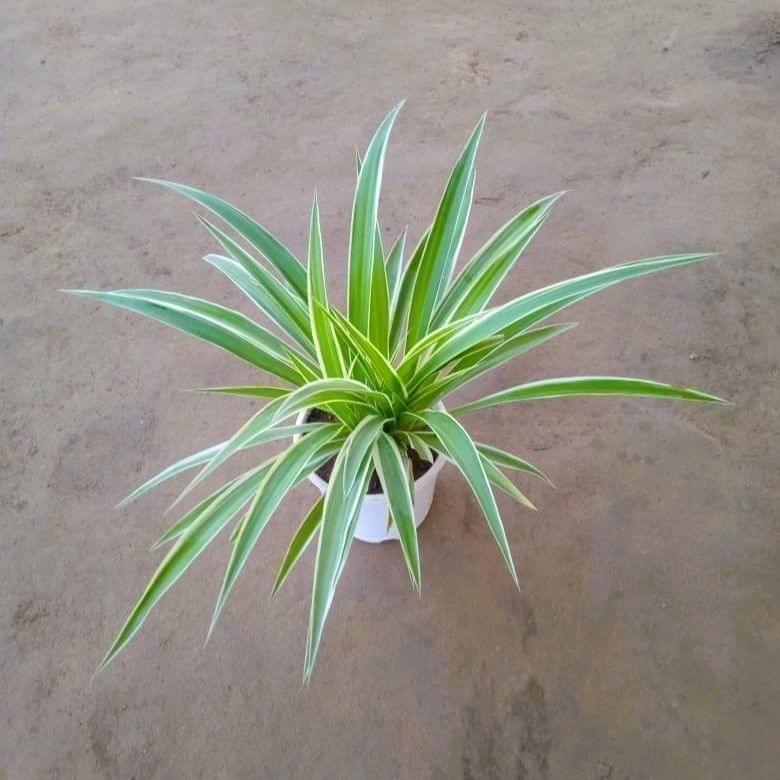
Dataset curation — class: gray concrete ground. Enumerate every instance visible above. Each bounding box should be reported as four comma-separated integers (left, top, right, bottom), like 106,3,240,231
2,1,778,777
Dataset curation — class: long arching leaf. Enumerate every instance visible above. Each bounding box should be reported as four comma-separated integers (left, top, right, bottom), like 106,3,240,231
385,228,407,305
414,432,551,486
432,191,565,327
197,213,312,348
406,116,484,348
203,254,314,356
209,424,344,634
372,433,421,591
453,376,729,416
304,424,378,680
323,305,407,401
480,455,536,510
272,497,325,596
136,178,308,300
171,395,292,506
413,409,518,587
191,385,290,399
307,194,344,378
368,223,390,351
65,289,303,384
118,422,320,508
389,227,429,357
422,253,718,376
276,379,391,423
408,323,575,407
97,460,275,672
348,103,403,335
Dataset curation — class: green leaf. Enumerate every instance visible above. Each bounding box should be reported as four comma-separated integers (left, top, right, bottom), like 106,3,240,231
368,222,391,351
408,323,575,407
472,442,552,485
414,432,551,486
471,287,610,357
356,152,390,348
304,424,378,679
413,409,518,587
307,194,345,378
191,385,290,399
413,430,538,508
172,395,292,506
204,253,315,356
136,178,308,300
372,433,421,591
120,445,224,510
210,423,343,634
406,291,596,396
385,228,407,305
152,463,273,550
424,253,719,375
65,289,303,384
118,422,320,508
97,459,274,671
453,375,729,416
333,463,374,585
480,455,536,510
432,191,565,326
323,305,407,401
389,227,429,357
271,497,324,596
197,213,312,347
397,317,468,384
337,415,386,493
406,115,484,347
287,349,322,383
348,103,403,336
276,378,391,423
404,431,434,463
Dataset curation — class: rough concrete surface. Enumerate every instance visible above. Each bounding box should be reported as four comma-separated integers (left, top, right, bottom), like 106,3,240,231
2,1,778,777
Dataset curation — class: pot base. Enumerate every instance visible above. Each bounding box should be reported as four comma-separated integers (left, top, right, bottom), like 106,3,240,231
352,479,437,543
295,404,447,544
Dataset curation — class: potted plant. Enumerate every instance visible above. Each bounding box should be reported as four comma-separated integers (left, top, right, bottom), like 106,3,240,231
69,103,727,679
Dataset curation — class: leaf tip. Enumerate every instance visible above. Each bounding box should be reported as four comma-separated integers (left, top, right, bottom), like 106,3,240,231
690,387,731,405
206,601,224,645
95,640,120,676
132,176,167,187
60,288,94,297
690,251,720,263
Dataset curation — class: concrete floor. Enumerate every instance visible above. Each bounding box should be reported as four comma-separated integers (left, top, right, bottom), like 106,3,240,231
2,1,778,777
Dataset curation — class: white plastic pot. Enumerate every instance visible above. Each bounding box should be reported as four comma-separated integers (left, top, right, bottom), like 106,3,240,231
294,407,446,543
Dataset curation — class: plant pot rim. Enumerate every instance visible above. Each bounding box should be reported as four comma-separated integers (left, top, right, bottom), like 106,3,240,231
293,403,447,502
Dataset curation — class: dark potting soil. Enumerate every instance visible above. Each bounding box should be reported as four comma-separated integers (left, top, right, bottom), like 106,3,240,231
305,407,438,494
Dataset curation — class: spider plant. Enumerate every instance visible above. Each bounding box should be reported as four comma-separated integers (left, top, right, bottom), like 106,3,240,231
69,102,727,679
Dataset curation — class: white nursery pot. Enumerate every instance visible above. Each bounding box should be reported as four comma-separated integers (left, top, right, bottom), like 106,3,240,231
294,407,446,543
